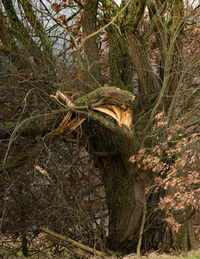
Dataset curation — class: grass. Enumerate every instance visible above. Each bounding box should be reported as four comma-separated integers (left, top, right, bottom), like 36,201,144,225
1,249,200,259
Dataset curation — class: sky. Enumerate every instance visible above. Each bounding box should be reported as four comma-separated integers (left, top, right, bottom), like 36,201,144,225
114,0,121,5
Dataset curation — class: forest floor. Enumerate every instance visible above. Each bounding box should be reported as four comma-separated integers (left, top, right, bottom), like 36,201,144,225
122,250,200,259
1,249,200,259
1,234,200,259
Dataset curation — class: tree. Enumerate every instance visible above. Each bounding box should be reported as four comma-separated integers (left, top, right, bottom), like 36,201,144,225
0,0,200,256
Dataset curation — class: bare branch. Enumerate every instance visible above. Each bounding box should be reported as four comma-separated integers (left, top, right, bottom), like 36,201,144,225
40,226,109,258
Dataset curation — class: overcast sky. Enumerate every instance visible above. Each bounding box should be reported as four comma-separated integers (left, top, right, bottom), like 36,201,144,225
114,0,121,5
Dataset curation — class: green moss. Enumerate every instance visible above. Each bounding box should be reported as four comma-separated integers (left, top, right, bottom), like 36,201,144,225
115,178,132,210
74,86,119,105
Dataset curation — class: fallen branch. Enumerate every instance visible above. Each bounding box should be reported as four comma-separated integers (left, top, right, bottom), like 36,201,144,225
40,226,109,258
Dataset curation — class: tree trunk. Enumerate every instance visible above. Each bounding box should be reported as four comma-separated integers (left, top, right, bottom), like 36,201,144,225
103,160,145,250
107,26,134,89
87,127,145,251
86,122,198,252
2,0,52,69
81,0,103,87
20,0,53,66
126,34,161,106
0,8,33,69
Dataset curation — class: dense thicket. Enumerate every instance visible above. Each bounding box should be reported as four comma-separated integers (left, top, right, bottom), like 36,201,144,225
0,0,200,257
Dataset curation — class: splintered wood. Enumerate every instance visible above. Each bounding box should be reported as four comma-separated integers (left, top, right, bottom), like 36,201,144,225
50,89,135,135
50,90,85,135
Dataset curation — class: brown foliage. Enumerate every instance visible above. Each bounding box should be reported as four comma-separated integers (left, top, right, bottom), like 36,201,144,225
130,113,200,236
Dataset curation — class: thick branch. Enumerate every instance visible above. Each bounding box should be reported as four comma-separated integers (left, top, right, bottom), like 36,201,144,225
40,226,109,258
20,0,52,62
81,0,103,86
2,0,47,66
132,0,146,30
126,34,161,105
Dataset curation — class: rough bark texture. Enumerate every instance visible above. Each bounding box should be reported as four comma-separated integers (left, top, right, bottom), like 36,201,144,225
107,26,134,89
1,0,53,70
164,0,184,111
81,0,103,87
84,123,145,251
126,34,161,106
103,162,145,250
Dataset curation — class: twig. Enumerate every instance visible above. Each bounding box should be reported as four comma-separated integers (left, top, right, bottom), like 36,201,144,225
136,195,146,255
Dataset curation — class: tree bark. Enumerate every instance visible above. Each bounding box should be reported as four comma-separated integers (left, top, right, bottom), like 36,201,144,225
0,8,33,69
125,34,161,107
20,0,53,65
2,0,52,68
85,123,145,251
81,0,103,87
107,26,134,89
103,161,145,250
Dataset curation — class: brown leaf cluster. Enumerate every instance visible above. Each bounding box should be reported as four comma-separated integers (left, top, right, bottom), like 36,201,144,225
129,113,200,233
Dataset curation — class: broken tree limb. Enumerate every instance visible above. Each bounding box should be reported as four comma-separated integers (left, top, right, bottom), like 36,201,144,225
50,88,135,135
39,226,109,258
